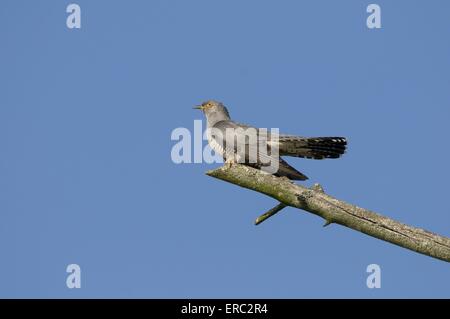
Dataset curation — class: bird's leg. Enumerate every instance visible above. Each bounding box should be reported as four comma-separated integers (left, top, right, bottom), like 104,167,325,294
224,157,236,169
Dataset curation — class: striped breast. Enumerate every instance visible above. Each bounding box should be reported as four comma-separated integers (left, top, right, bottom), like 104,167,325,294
207,134,237,160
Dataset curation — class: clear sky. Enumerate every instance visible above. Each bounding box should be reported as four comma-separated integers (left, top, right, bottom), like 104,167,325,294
1,0,449,298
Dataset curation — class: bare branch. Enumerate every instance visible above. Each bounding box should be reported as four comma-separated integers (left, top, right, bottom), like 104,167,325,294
206,164,450,263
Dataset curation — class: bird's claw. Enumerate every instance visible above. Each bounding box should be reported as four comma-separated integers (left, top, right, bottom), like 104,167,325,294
225,158,236,169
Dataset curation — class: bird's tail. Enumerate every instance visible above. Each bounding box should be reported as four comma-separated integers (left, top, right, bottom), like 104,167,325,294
278,136,347,159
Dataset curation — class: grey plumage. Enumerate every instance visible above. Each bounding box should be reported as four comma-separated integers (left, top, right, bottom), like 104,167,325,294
195,100,347,180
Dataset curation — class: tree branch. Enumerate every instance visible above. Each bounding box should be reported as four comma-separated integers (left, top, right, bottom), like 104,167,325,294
206,164,450,263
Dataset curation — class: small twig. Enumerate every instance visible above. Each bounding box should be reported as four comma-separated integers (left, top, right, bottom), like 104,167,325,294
255,202,287,225
311,183,325,193
323,220,333,227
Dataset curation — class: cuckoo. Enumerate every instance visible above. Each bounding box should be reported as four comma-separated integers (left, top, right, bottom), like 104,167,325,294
194,100,347,180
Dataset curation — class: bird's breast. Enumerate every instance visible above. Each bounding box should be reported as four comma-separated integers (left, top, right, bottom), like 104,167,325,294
207,135,225,156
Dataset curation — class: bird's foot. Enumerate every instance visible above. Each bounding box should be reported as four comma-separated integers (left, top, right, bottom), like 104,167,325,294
224,158,236,169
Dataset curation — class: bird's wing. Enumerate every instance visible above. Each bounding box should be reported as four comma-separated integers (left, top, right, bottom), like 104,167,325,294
212,120,274,164
276,157,309,180
211,121,308,180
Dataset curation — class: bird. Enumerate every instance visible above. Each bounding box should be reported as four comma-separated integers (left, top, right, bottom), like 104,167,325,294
194,100,347,180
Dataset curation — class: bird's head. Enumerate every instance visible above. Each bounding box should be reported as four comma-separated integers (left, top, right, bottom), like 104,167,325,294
194,100,231,123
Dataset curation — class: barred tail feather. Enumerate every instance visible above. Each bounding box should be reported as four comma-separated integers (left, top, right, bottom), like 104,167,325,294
279,136,347,160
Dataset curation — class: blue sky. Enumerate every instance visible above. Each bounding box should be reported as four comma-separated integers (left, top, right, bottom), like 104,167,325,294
1,0,449,298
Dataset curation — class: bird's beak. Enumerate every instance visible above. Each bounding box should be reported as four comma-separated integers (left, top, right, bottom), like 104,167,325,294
193,105,203,110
